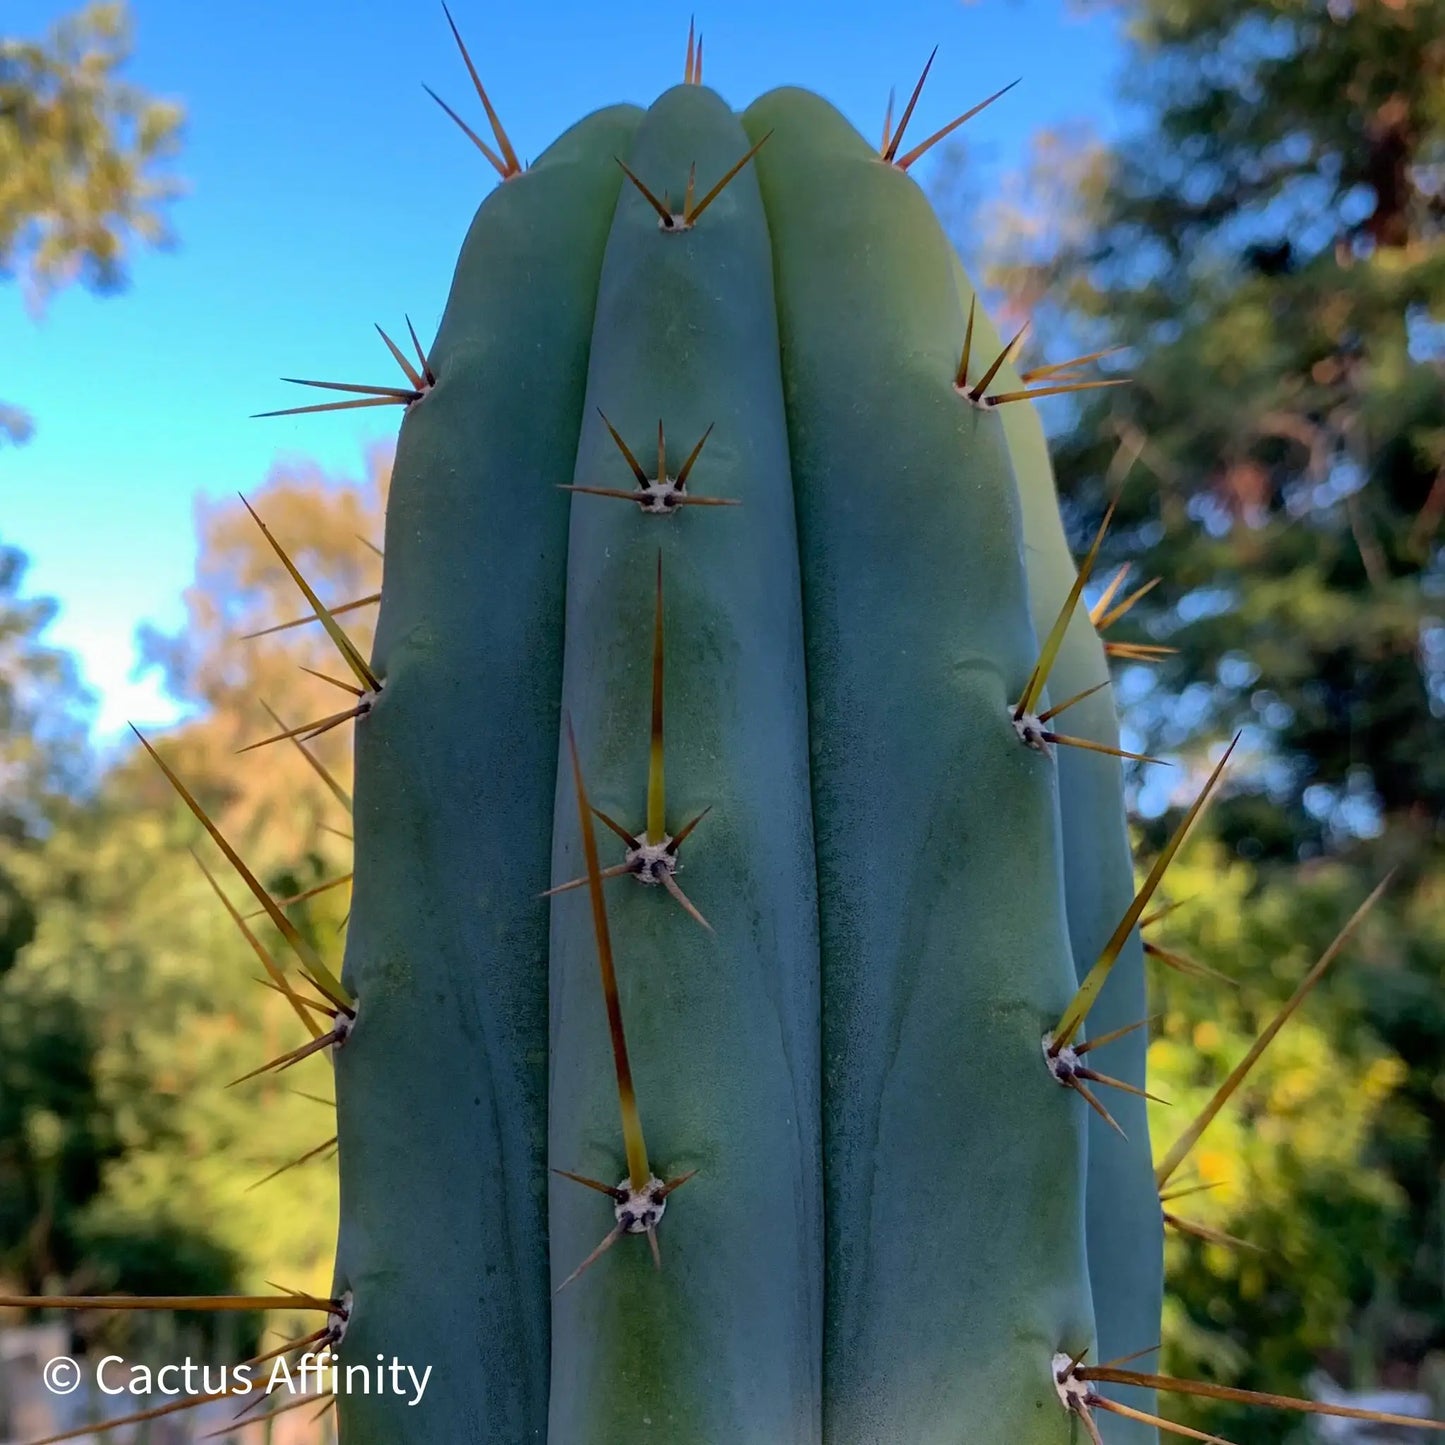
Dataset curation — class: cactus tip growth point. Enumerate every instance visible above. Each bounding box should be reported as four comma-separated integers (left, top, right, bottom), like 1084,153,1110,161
13,12,1441,1445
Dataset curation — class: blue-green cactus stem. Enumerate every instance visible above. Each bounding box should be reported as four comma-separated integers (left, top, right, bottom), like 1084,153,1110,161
332,105,642,1445
547,85,823,1445
951,260,1164,1444
745,87,1093,1444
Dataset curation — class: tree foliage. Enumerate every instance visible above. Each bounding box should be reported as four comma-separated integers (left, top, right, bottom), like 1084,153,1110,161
1,1,184,442
0,541,92,977
0,452,384,1373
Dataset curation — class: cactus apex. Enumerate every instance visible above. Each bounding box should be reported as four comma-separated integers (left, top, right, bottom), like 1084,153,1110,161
616,130,772,231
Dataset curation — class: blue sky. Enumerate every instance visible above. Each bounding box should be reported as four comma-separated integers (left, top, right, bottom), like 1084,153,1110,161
6,0,1129,737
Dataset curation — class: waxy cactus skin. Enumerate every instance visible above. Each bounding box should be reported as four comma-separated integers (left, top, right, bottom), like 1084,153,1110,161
329,73,1160,1444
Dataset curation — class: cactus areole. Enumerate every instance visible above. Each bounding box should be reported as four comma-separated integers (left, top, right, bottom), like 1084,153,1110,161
311,62,1169,1442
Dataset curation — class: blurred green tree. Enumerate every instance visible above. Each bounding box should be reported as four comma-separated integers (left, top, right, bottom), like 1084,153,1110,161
0,539,99,1301
0,545,90,1155
1,1,184,442
942,0,1444,1433
1,451,385,1370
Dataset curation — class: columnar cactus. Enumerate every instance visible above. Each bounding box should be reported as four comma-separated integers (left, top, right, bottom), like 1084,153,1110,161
10,15,1437,1445
328,60,1205,1442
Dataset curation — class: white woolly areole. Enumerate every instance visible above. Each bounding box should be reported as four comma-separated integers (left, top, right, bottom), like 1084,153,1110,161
1012,707,1053,754
332,1009,357,1048
625,836,679,885
1041,1032,1083,1087
327,1290,353,1348
953,380,997,412
613,1176,670,1234
1052,1352,1090,1413
634,479,687,515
